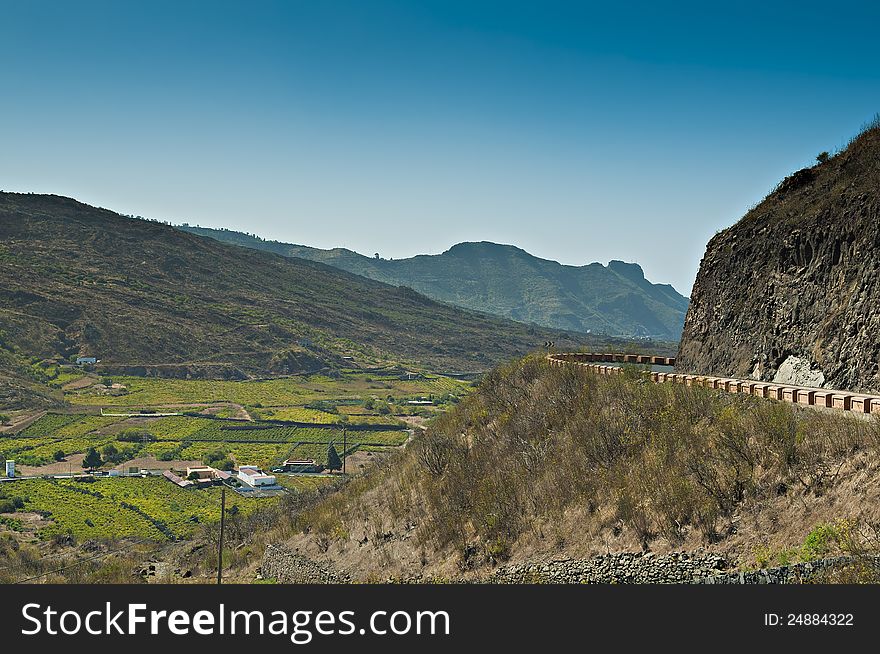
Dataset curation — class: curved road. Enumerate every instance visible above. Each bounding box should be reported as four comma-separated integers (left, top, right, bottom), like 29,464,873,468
548,352,880,416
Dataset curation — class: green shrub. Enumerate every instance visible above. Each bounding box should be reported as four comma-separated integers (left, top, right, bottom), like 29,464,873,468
799,523,840,561
0,497,24,513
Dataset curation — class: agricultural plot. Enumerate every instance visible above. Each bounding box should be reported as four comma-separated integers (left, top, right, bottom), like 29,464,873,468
13,477,264,541
145,421,342,443
20,414,82,437
66,371,470,408
0,437,60,463
0,435,121,466
68,378,310,407
350,415,407,426
134,417,404,444
50,370,88,388
184,442,292,468
0,371,445,545
2,413,409,468
284,442,341,465
19,414,121,438
140,440,292,468
142,416,218,440
260,407,343,423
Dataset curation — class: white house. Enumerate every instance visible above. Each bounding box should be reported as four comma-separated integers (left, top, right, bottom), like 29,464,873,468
237,465,276,487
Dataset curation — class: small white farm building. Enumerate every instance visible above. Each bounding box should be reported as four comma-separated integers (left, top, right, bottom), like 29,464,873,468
237,465,276,487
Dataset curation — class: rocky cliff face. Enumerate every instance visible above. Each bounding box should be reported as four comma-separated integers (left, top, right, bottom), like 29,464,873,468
677,122,880,392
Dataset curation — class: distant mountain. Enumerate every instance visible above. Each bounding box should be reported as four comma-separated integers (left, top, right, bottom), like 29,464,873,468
0,193,602,409
178,227,689,339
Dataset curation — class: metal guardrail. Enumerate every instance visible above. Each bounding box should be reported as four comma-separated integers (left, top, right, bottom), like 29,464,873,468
547,352,880,415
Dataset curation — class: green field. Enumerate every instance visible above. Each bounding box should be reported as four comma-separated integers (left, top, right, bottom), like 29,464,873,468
65,371,470,407
1,370,454,544
2,474,332,542
2,413,407,468
9,477,262,541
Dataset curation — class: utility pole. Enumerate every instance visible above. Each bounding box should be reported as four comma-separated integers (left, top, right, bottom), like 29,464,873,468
217,485,226,585
342,427,347,475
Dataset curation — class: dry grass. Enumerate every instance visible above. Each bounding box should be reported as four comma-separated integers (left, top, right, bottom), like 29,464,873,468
274,356,880,579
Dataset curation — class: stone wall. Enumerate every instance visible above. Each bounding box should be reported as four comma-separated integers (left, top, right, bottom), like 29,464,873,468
262,544,872,584
261,544,351,584
489,552,728,584
693,556,857,584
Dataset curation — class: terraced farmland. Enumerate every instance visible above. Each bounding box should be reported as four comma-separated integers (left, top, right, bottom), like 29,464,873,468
65,371,470,407
19,414,122,438
0,369,459,548
14,477,266,541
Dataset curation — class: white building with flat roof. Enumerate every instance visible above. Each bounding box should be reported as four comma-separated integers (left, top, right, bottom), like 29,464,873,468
237,465,276,487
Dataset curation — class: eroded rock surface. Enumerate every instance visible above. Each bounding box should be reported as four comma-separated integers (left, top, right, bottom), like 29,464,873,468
677,125,880,392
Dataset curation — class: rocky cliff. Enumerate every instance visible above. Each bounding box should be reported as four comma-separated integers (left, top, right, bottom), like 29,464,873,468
677,120,880,392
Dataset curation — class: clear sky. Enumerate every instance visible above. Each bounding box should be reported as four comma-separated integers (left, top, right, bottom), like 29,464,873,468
2,1,879,294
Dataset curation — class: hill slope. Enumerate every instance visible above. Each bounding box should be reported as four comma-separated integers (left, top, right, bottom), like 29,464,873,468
241,357,880,581
677,120,880,392
178,228,688,339
0,193,595,394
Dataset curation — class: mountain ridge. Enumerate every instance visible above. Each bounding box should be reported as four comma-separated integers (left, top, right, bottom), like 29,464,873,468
176,228,689,339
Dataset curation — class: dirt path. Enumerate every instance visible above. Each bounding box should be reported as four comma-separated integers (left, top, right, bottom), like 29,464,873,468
0,410,46,434
62,375,98,391
398,416,428,430
18,453,86,476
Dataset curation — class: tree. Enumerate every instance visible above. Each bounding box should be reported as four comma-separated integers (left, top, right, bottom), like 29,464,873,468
82,447,102,469
101,377,114,387
0,414,10,426
816,151,830,164
53,450,65,462
0,497,24,513
102,443,119,461
327,444,343,471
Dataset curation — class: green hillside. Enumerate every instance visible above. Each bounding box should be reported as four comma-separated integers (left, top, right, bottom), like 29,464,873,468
179,227,688,339
0,193,601,409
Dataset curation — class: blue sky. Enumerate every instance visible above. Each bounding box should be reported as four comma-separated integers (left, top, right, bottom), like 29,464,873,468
2,1,879,294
